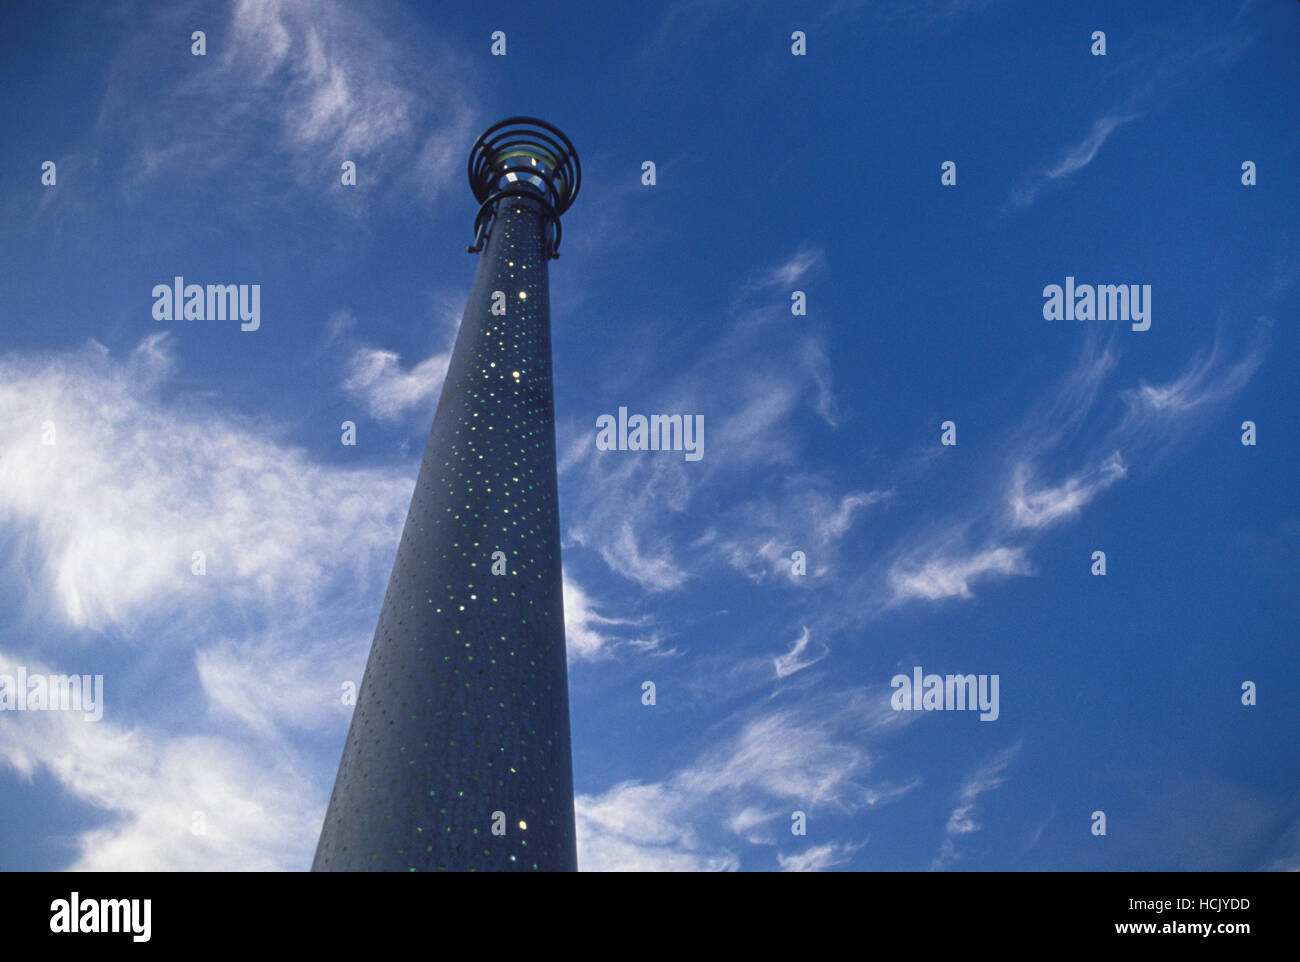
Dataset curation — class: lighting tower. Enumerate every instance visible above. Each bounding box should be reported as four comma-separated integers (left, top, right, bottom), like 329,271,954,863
313,118,581,872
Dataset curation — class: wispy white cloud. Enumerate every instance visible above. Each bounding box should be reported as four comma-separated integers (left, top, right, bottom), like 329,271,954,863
865,320,1268,616
576,689,917,870
562,253,853,593
889,546,1029,604
0,651,321,871
713,483,889,585
818,490,888,542
1010,114,1138,208
725,806,781,843
1009,451,1127,530
576,781,740,872
800,338,842,426
0,334,426,867
1120,327,1267,421
0,335,409,631
773,626,828,679
1008,14,1263,213
342,346,450,420
1045,115,1138,181
196,630,367,736
778,840,864,872
570,520,689,593
101,0,479,207
934,742,1021,869
562,575,660,661
752,247,824,290
224,0,479,201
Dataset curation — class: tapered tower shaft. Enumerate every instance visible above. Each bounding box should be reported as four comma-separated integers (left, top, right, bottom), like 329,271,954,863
313,119,580,872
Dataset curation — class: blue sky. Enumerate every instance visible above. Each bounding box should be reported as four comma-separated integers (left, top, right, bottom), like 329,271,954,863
0,0,1297,871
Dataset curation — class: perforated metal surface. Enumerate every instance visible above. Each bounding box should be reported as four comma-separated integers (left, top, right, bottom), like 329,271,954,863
313,189,577,872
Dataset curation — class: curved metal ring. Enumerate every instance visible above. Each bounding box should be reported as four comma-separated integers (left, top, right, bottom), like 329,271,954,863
466,117,579,257
467,117,580,214
468,185,564,258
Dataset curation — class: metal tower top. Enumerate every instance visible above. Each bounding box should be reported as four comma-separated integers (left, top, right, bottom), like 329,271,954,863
467,117,580,258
